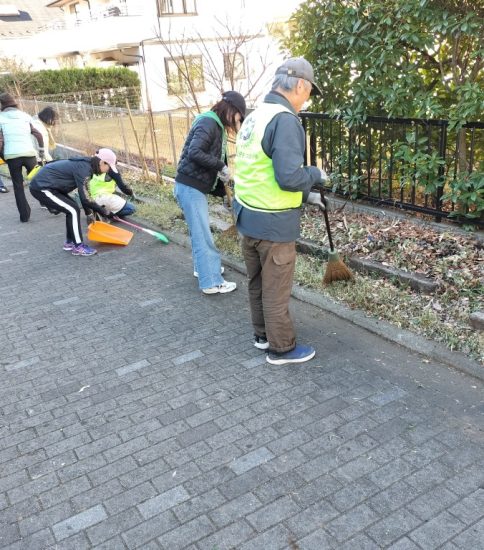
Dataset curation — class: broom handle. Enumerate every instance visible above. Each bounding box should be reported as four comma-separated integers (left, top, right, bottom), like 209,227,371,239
319,190,335,252
112,216,145,231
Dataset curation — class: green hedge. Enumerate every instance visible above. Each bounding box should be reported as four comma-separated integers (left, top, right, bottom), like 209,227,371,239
0,67,140,107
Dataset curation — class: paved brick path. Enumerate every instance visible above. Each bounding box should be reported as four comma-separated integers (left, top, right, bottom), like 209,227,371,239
1,190,483,549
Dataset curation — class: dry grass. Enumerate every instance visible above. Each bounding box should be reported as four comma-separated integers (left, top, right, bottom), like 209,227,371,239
57,112,191,169
117,172,484,363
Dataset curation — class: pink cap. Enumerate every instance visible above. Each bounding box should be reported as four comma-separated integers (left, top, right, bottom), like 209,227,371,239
95,148,118,173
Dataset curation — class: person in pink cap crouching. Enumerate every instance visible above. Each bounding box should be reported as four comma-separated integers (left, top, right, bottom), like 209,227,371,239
29,149,117,256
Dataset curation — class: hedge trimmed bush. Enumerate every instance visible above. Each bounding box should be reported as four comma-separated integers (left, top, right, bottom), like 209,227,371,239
0,67,140,107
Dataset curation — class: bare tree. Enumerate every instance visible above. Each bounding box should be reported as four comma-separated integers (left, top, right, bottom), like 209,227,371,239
0,56,35,103
154,17,273,113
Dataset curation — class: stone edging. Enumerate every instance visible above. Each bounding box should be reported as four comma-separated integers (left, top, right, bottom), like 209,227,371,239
160,226,483,383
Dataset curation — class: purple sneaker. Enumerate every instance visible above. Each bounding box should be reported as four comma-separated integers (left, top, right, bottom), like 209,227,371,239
72,243,97,256
63,241,76,251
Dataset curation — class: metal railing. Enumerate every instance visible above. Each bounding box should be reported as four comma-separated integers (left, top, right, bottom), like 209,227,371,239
38,2,136,31
19,89,483,225
300,112,484,224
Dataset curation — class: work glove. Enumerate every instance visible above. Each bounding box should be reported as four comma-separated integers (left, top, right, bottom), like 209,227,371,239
38,148,45,161
311,169,329,191
92,204,112,218
307,191,327,211
218,165,231,184
86,213,95,225
124,187,134,196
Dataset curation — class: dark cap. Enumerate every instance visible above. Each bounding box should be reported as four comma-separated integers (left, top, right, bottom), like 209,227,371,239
221,91,247,120
0,92,18,110
275,57,322,96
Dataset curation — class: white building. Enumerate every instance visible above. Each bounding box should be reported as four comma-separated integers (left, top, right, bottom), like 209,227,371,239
0,0,302,111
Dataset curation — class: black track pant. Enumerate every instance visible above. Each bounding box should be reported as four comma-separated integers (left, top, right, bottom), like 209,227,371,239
30,187,83,245
6,156,37,222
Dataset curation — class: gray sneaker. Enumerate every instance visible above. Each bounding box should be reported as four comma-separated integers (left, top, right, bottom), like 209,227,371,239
202,280,236,294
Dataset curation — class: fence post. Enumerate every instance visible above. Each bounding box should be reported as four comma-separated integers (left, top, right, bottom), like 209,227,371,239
118,108,131,167
435,120,448,223
89,91,96,119
168,113,178,167
302,116,308,166
82,104,92,150
310,126,317,167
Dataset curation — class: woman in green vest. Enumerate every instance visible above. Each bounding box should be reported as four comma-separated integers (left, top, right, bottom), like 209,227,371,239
174,91,246,295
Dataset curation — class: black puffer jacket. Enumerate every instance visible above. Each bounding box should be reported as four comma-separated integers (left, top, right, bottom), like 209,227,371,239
175,114,226,195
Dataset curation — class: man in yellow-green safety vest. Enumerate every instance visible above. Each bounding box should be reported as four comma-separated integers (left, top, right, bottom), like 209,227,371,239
233,57,328,366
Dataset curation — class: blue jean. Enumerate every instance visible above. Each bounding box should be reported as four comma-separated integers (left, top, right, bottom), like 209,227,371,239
116,201,136,217
173,182,224,289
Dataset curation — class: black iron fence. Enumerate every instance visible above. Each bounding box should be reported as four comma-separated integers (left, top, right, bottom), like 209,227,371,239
300,112,484,225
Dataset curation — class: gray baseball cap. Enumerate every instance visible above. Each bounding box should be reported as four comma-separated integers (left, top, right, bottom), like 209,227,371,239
275,57,322,96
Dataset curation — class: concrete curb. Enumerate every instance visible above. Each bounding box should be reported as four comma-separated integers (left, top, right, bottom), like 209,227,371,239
163,228,483,382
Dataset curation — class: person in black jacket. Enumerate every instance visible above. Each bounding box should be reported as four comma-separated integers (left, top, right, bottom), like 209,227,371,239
174,91,246,294
29,150,116,256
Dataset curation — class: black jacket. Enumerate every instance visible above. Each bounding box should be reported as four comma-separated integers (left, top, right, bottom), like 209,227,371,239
175,114,226,196
29,157,104,215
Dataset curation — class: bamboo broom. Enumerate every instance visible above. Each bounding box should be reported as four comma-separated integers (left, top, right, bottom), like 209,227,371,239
222,180,238,237
320,190,354,284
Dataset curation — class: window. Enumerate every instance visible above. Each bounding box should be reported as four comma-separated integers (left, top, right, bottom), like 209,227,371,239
165,56,204,95
223,53,246,80
158,0,197,16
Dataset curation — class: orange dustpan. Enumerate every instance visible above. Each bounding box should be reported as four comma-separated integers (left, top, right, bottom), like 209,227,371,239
87,220,133,245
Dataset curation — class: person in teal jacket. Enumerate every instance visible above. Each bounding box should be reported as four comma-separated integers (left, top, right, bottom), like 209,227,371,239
0,93,44,221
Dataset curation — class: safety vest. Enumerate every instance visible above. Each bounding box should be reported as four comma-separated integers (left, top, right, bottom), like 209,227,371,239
89,173,115,198
234,103,303,211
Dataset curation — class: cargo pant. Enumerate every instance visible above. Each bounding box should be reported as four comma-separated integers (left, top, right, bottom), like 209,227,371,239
242,236,296,353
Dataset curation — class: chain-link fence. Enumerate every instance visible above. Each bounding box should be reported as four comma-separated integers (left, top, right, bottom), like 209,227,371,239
21,88,198,179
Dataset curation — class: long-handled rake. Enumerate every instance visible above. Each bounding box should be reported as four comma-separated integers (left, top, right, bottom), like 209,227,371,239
112,216,169,244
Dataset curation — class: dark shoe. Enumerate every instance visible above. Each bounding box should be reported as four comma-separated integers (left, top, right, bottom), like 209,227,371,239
266,344,315,365
0,186,8,193
254,335,269,350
